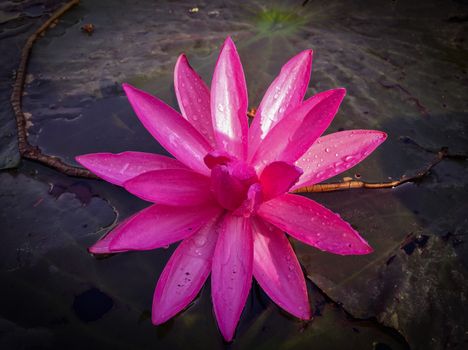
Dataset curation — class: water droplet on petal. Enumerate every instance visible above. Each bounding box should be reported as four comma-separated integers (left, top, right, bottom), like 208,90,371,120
194,235,207,247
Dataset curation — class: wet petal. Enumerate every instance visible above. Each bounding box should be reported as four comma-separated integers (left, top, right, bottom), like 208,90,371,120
109,204,222,252
211,164,247,211
211,37,248,160
123,84,212,175
233,183,263,217
210,159,257,211
257,194,373,255
76,152,185,186
204,150,235,169
152,214,221,324
250,89,346,172
124,169,213,206
89,213,138,254
248,50,313,158
174,54,215,146
252,218,310,319
211,214,253,341
259,161,303,201
292,130,387,190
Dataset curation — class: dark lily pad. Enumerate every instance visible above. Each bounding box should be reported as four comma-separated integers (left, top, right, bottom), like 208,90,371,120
1,0,467,349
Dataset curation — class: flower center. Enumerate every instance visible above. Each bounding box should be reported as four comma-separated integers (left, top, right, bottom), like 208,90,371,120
204,151,260,213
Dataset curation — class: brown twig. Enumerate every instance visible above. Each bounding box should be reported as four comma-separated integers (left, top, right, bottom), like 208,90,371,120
247,107,257,118
10,0,97,178
292,149,447,193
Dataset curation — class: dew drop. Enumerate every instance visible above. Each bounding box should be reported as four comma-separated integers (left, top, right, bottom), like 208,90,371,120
334,161,344,168
194,235,207,247
217,104,224,112
325,148,330,152
315,170,326,178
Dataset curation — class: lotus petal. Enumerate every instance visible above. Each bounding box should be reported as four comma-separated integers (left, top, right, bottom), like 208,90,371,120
251,89,346,172
248,50,312,157
152,215,221,324
293,130,387,190
258,194,373,255
76,152,185,186
212,214,253,341
109,204,221,251
124,169,213,206
123,84,212,175
259,161,303,201
252,217,310,319
211,37,248,159
174,54,215,146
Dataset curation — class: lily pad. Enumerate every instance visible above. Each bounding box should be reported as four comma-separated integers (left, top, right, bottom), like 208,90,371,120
1,0,468,349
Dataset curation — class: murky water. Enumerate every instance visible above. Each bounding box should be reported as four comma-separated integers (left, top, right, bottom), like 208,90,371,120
1,0,467,349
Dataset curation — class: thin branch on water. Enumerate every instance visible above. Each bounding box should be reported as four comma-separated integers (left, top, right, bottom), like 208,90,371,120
292,136,467,193
11,0,97,178
292,149,447,193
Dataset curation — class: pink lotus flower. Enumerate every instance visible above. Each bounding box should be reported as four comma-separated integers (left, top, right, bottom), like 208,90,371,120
76,37,386,341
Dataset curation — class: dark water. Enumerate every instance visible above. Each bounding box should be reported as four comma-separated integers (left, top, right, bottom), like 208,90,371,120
1,0,467,349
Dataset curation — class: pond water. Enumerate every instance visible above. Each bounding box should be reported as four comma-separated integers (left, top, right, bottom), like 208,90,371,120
1,0,467,349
